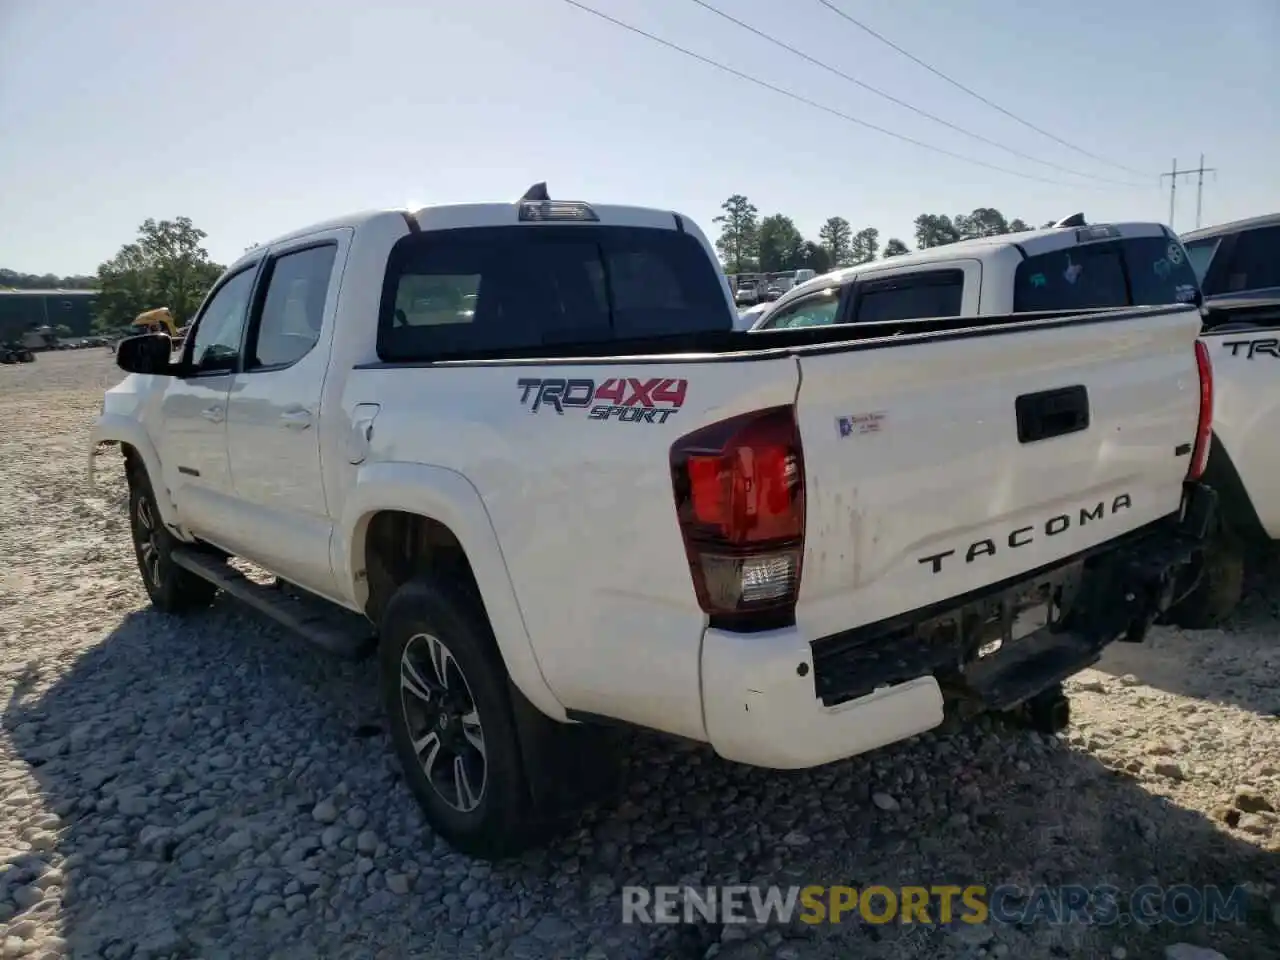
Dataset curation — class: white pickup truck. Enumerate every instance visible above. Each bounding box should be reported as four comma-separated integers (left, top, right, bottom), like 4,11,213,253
1171,295,1280,625
90,186,1217,857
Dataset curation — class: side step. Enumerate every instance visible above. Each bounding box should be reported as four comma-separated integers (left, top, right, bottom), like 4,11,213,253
960,627,1105,712
171,548,375,660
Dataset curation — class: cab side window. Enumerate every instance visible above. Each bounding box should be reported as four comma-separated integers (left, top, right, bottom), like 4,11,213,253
854,271,963,323
186,267,257,374
247,244,337,369
1222,226,1280,294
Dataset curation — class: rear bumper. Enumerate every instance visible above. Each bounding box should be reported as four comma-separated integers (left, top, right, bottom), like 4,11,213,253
701,626,944,769
699,481,1216,770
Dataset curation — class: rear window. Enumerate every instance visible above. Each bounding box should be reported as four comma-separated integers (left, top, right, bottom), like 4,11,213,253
1013,236,1201,312
378,226,730,360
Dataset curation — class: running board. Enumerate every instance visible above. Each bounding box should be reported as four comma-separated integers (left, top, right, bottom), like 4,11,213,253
171,548,375,660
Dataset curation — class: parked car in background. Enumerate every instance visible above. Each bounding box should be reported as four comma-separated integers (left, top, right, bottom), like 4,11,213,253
734,280,760,306
734,301,770,330
1181,213,1280,302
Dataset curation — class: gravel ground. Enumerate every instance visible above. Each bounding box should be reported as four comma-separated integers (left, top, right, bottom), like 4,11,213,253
1,350,1278,960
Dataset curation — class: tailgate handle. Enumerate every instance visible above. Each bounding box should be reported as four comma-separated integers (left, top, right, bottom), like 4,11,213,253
1015,385,1090,444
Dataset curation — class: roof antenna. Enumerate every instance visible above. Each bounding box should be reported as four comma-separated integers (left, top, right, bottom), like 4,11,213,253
1053,212,1087,228
520,182,550,203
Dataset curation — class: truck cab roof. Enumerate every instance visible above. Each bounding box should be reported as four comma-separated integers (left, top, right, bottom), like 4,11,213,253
777,220,1178,306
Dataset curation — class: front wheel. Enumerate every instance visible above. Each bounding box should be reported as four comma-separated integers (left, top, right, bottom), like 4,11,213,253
128,470,216,613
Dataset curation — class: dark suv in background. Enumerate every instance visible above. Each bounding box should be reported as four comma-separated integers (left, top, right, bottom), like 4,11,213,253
1181,213,1280,301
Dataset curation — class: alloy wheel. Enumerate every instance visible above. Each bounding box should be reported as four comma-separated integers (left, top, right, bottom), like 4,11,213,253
399,633,487,812
134,493,163,588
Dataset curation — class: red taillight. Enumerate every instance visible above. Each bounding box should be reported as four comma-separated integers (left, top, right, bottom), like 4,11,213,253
670,405,805,625
1187,339,1213,480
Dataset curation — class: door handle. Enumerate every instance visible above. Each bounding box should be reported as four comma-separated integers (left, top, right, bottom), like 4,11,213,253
201,405,224,423
280,409,313,430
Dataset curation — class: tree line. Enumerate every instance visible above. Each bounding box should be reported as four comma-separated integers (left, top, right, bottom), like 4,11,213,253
1,217,226,336
713,193,1053,275
0,268,97,291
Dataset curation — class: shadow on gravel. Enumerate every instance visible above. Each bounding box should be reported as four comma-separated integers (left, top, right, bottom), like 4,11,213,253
1094,570,1280,717
2,601,1278,960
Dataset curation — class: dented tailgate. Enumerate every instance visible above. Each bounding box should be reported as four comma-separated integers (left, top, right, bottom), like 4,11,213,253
792,306,1204,640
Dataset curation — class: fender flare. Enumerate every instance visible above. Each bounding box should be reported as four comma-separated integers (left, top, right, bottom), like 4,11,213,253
336,461,567,722
88,414,184,533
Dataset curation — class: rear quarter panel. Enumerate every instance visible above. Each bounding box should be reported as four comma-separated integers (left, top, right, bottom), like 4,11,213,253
344,357,799,740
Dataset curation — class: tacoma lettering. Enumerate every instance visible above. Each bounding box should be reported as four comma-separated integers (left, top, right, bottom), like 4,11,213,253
918,494,1133,575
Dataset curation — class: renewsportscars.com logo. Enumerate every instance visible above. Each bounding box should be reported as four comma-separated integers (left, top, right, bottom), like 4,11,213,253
517,376,689,424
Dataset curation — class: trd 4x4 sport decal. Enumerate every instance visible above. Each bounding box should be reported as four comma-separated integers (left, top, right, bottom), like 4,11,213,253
517,376,688,424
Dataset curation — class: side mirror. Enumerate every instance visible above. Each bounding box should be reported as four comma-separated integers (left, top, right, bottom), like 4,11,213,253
116,333,177,375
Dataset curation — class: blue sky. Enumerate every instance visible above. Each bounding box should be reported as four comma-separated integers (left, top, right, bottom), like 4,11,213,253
1,0,1276,275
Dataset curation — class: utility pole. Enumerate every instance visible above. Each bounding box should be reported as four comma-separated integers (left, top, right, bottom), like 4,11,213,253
1160,158,1178,228
1160,156,1218,230
1192,153,1218,229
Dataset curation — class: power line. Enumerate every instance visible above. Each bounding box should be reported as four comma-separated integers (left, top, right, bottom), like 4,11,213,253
560,0,1121,189
686,0,1142,187
815,0,1151,180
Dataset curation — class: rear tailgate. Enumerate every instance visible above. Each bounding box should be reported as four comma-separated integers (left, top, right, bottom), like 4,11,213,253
794,305,1203,639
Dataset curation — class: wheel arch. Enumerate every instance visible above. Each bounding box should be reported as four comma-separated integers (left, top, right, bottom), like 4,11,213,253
338,461,567,722
89,414,182,532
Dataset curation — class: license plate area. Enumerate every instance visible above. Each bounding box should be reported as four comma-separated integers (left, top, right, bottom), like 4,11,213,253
975,581,1061,659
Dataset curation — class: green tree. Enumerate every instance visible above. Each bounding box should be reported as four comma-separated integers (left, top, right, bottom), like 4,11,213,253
94,217,224,332
818,216,852,267
955,207,1009,239
757,214,805,272
0,269,96,290
883,238,910,258
914,213,962,249
54,324,73,338
1008,219,1031,233
713,195,759,274
798,241,833,274
850,227,880,264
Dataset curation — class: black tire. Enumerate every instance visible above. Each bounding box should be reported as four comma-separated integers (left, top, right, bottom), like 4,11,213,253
379,577,540,859
128,468,217,614
1166,539,1245,629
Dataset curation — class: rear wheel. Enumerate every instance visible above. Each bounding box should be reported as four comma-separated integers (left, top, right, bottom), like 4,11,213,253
128,468,216,613
379,578,541,858
1165,537,1245,629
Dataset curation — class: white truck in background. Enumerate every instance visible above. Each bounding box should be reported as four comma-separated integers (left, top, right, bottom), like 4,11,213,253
90,186,1216,857
1171,295,1280,624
